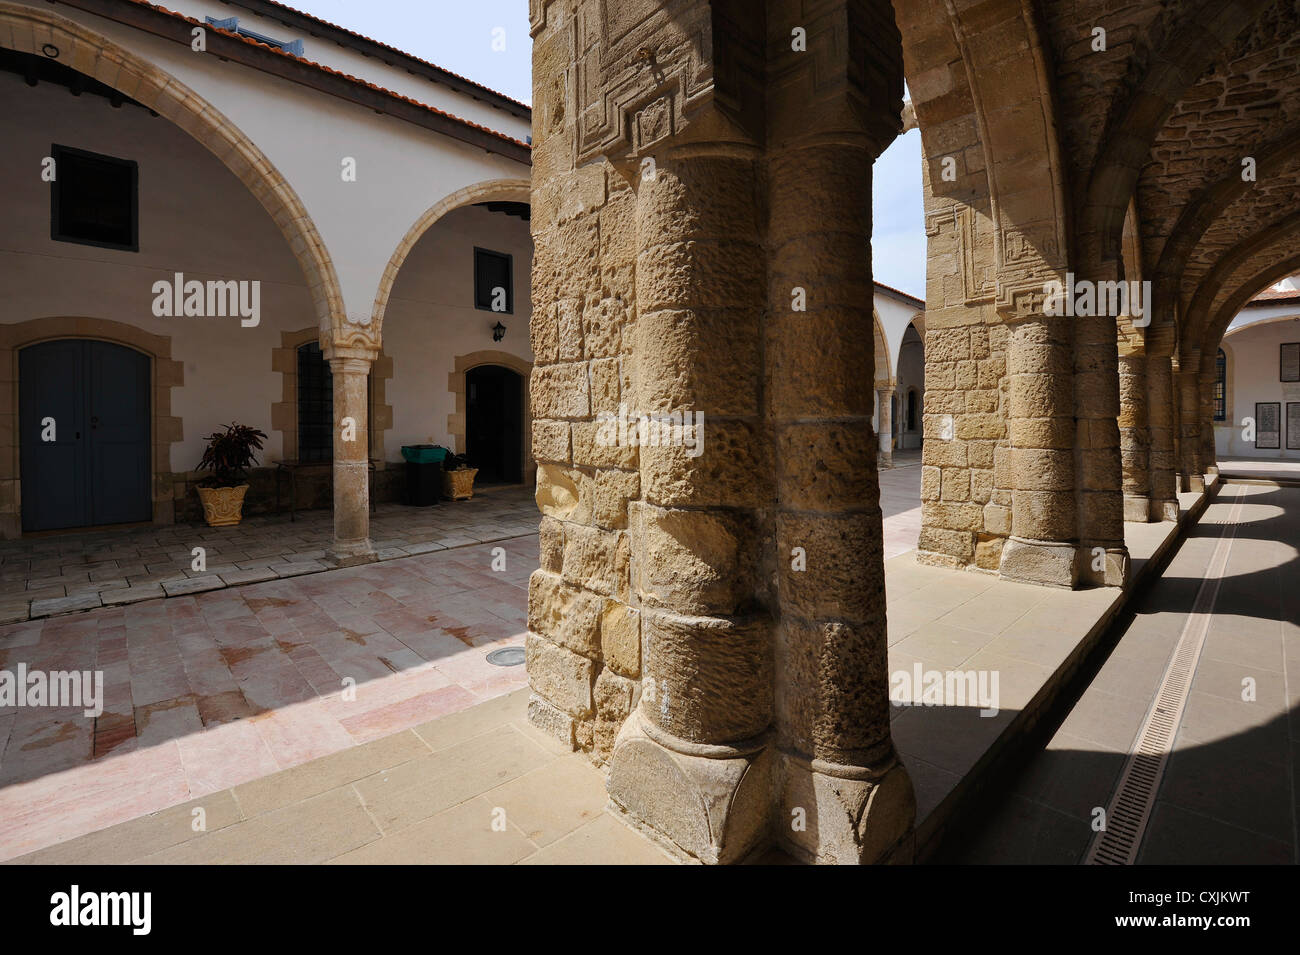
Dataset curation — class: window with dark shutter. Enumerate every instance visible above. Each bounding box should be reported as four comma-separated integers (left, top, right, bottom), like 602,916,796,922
474,247,513,314
51,144,138,251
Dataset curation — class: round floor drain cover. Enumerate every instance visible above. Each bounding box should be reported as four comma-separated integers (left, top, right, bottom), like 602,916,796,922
486,646,526,667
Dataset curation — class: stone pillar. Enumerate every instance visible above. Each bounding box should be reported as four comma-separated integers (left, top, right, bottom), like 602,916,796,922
1145,352,1179,520
532,0,910,864
1118,349,1152,522
327,356,374,563
877,387,895,468
769,136,913,864
998,317,1080,587
1199,357,1219,476
606,145,776,866
1073,307,1128,587
1177,357,1204,492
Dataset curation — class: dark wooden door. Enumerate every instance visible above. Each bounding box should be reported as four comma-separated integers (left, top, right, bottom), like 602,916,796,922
466,365,523,484
20,340,151,531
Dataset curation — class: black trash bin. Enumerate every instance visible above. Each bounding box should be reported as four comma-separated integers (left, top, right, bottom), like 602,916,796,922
401,445,445,506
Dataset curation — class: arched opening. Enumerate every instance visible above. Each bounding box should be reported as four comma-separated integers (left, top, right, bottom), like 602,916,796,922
466,364,524,485
0,3,343,536
896,323,925,452
19,339,150,531
375,186,533,482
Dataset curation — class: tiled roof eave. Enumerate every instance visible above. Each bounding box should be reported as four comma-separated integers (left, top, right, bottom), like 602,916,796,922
51,0,532,164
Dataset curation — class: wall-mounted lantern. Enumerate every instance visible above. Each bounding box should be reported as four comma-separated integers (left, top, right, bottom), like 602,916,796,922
492,321,506,342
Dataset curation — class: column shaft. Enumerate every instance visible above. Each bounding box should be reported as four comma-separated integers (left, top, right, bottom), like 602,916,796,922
1118,352,1151,522
998,317,1079,586
1178,360,1205,492
605,146,774,865
769,141,912,864
328,357,374,563
877,387,895,468
1145,354,1179,520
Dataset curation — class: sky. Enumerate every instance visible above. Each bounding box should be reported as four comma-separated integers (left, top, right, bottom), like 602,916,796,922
286,1,926,298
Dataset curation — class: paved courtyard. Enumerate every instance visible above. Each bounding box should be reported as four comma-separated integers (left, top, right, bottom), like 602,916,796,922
5,459,1279,865
0,488,539,623
0,534,536,860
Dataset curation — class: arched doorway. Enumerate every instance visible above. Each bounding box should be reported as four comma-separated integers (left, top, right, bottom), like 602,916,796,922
466,365,524,485
19,339,151,531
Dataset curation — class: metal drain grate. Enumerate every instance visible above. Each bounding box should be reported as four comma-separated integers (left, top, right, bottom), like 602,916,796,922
486,646,526,667
1085,486,1246,865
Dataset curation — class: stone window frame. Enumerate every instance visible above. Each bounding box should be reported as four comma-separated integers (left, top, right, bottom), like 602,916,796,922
448,350,533,485
273,327,391,464
0,317,182,539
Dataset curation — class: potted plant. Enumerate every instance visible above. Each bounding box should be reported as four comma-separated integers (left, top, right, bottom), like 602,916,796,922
441,451,478,501
195,422,268,526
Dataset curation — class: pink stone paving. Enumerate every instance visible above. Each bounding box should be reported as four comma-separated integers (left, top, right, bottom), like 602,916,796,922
0,536,536,860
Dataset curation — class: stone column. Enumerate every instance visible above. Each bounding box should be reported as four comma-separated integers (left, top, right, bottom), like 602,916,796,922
327,356,374,564
769,136,913,864
877,387,895,468
1199,357,1219,476
1177,357,1204,492
998,317,1080,587
1145,352,1179,520
1118,349,1151,522
1073,307,1128,587
606,145,775,866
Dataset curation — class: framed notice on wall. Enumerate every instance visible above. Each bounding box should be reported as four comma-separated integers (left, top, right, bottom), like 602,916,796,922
1289,403,1300,450
1257,402,1281,450
1282,342,1300,382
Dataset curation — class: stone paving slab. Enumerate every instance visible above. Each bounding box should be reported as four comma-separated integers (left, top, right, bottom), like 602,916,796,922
891,478,1221,860
0,487,538,622
938,479,1298,864
8,689,676,866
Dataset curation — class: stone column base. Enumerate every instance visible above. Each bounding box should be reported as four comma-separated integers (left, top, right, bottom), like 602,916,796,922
1150,497,1179,522
1078,545,1130,588
1122,494,1153,523
327,538,376,567
1180,473,1206,493
606,711,771,865
998,537,1079,588
778,752,915,864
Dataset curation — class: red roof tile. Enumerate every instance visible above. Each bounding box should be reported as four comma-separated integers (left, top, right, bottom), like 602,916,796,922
223,0,531,115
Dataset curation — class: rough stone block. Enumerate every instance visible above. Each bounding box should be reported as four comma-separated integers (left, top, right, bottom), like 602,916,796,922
526,632,594,718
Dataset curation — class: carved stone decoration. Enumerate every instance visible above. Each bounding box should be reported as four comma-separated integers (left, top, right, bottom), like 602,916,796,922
574,0,716,163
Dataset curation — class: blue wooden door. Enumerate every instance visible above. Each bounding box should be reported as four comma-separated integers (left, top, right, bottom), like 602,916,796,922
20,340,151,531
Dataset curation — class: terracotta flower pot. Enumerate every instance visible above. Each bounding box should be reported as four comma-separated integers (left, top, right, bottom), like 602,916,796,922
442,467,478,501
197,484,250,526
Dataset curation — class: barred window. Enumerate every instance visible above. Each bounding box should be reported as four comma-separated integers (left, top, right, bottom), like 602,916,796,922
297,342,333,462
1213,349,1226,422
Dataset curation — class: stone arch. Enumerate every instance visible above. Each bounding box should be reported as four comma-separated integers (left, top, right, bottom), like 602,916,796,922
872,308,891,387
0,317,183,538
0,2,345,346
898,0,1070,308
448,350,533,484
370,178,532,340
1186,213,1300,350
1202,253,1300,361
1078,0,1271,270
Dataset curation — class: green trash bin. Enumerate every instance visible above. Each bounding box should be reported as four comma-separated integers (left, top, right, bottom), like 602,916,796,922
401,445,447,505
